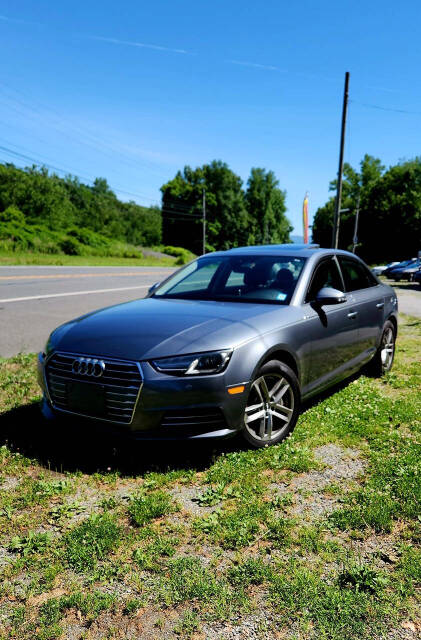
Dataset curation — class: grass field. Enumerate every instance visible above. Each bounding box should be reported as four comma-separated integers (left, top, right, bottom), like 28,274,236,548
0,251,178,267
0,315,419,639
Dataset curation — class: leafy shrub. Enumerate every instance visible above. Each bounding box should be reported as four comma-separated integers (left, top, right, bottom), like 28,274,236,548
0,219,143,258
163,245,194,264
0,205,25,225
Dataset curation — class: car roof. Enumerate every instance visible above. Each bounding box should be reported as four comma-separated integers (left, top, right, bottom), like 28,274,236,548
200,244,361,260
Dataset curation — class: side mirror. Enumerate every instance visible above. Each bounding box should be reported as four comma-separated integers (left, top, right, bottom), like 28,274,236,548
148,282,160,295
315,287,347,305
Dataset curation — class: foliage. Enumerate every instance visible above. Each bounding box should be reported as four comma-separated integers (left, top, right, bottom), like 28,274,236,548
129,490,177,526
245,168,292,244
162,245,195,264
64,513,121,571
0,216,143,258
161,160,291,253
312,154,421,262
0,162,162,248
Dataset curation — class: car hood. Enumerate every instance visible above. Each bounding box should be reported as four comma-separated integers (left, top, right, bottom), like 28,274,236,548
49,297,299,361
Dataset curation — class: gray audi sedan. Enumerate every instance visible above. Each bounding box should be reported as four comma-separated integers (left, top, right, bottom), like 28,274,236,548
38,245,398,448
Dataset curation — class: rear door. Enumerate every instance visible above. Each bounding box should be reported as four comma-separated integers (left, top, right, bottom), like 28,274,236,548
302,256,360,393
337,256,385,362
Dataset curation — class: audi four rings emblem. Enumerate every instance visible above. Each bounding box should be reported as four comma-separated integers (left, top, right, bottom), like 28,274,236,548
72,357,105,377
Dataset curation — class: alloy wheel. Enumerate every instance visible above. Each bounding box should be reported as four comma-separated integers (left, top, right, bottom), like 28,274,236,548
244,373,294,443
380,327,395,371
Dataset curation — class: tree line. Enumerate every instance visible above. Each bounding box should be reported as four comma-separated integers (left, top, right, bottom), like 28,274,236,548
0,161,292,255
0,163,162,249
312,155,421,263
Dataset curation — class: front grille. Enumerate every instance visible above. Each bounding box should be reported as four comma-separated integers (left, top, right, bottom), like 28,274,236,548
161,408,225,430
45,352,142,424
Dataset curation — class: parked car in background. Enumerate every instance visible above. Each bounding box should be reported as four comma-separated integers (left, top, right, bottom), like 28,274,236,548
38,245,398,449
389,259,421,282
372,262,400,276
413,269,421,288
383,259,417,279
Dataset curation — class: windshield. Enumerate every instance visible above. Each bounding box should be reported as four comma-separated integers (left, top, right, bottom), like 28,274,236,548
153,254,306,304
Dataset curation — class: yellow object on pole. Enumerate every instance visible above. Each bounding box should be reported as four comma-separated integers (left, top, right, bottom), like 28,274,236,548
303,193,309,244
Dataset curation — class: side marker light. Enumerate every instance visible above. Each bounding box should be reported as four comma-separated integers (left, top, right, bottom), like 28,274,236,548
228,385,245,395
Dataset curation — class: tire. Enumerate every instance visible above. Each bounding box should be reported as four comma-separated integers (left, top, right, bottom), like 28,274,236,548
366,320,396,377
241,360,300,448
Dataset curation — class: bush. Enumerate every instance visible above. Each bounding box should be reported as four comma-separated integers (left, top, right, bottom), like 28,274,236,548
0,220,143,259
0,205,25,225
59,236,86,256
163,245,194,264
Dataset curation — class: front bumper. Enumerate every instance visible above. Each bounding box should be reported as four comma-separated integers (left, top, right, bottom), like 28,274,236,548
38,352,249,441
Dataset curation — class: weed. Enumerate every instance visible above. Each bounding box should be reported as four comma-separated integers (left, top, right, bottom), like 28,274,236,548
64,513,121,571
227,557,271,587
129,490,177,526
132,533,178,571
8,531,51,556
338,563,389,594
123,598,144,616
40,590,115,626
174,610,200,636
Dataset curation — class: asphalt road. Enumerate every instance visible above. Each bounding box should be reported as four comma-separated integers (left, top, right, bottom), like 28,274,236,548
0,266,175,357
0,267,420,358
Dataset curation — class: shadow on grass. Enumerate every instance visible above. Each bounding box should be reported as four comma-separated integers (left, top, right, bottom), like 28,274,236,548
0,369,368,477
0,402,240,476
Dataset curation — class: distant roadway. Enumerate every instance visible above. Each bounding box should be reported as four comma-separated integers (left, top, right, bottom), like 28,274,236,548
0,267,420,358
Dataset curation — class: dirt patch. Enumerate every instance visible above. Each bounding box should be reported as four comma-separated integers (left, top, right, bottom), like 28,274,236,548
0,546,15,570
269,444,365,521
169,485,220,517
0,476,21,491
79,606,183,639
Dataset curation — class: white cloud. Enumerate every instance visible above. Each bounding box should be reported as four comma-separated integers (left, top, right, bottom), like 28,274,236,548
89,35,190,55
227,59,284,72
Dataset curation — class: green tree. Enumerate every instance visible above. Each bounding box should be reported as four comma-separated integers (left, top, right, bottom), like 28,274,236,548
161,160,250,253
312,155,385,250
245,168,291,244
360,159,421,262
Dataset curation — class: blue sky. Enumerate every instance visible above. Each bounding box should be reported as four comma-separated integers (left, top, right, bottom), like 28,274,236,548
1,1,420,235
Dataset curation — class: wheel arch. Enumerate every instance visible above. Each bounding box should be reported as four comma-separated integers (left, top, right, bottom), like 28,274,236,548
386,313,398,337
259,348,300,382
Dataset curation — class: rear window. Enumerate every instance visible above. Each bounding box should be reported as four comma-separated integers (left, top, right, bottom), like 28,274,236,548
338,257,377,291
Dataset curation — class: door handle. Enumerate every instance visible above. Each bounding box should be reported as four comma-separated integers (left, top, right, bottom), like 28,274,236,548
376,302,384,309
347,311,358,319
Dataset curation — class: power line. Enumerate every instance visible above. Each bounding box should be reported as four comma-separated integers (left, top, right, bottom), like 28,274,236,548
0,141,159,204
162,206,201,218
163,199,199,211
0,80,172,180
351,100,421,116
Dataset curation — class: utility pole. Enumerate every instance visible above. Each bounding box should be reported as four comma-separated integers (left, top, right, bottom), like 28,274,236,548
202,188,206,254
352,195,360,253
332,71,350,249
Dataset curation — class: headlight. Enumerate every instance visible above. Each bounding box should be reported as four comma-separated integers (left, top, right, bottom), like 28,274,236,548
150,350,232,376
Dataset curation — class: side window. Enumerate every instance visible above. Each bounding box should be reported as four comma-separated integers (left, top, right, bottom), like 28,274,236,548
306,258,343,303
339,258,375,292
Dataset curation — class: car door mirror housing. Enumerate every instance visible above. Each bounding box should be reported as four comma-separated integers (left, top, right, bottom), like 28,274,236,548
148,282,160,295
315,287,347,305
